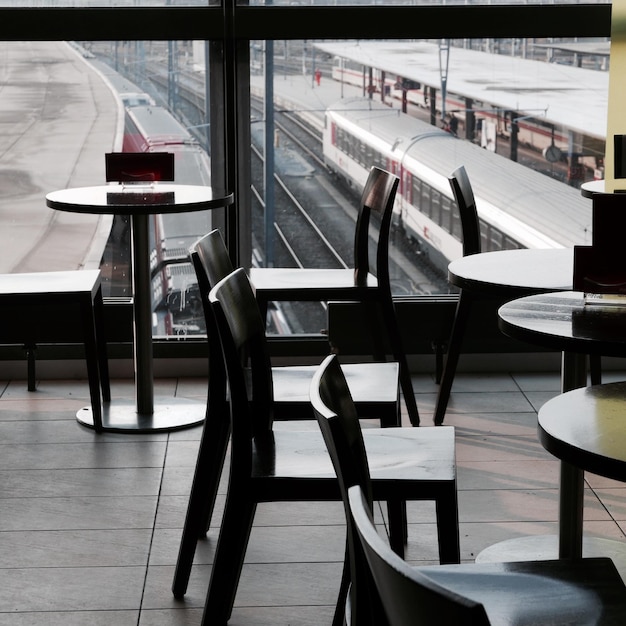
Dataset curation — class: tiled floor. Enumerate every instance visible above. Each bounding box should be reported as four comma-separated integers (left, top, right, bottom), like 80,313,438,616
1,368,625,624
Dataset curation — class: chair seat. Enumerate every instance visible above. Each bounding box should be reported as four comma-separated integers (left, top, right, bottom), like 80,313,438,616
419,558,626,624
252,425,455,489
250,267,378,299
272,361,399,423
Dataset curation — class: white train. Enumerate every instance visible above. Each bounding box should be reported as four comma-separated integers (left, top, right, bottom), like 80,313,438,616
322,98,593,274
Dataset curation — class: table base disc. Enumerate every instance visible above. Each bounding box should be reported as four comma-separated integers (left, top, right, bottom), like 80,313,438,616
76,397,206,433
476,535,626,580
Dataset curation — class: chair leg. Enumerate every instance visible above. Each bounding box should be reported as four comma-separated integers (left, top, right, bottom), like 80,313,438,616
379,299,420,427
435,486,460,564
80,297,103,432
433,290,472,426
93,286,111,402
386,499,407,559
201,495,257,625
24,343,36,391
172,412,230,598
332,545,351,626
432,340,445,384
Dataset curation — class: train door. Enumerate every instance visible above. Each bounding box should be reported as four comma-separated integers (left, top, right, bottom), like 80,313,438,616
386,159,400,178
401,167,412,204
396,164,411,226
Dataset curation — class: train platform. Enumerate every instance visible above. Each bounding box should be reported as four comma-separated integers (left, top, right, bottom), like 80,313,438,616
251,70,363,134
0,41,123,274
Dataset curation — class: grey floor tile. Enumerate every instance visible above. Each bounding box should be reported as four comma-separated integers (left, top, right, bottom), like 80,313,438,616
510,371,561,392
0,441,167,470
234,562,342,608
459,520,560,561
0,566,146,612
0,529,152,567
420,390,535,415
160,466,196,497
163,440,202,467
226,607,336,626
139,608,203,626
242,524,346,563
457,458,560,490
143,564,211,609
0,611,139,626
0,495,158,530
0,467,163,498
155,494,203,529
455,434,550,463
443,410,538,436
149,528,216,567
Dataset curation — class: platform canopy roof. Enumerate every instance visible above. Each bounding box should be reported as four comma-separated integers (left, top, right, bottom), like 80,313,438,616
315,41,608,140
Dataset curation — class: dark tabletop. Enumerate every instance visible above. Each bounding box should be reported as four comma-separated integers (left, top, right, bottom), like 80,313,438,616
498,291,626,358
539,381,626,482
447,248,573,296
46,184,234,216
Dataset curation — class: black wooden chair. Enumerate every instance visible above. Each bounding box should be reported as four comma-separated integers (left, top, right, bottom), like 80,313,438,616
434,165,600,425
171,229,401,599
193,268,458,626
310,353,626,626
350,484,626,626
310,353,457,625
433,165,481,426
249,166,419,426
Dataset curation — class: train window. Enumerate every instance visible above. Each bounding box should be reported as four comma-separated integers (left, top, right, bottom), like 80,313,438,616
502,235,522,251
431,189,444,230
449,196,461,241
487,227,504,252
481,231,489,253
403,171,412,205
421,182,432,220
411,177,420,212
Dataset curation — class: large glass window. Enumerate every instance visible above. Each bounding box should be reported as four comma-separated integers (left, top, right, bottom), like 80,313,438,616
250,36,605,333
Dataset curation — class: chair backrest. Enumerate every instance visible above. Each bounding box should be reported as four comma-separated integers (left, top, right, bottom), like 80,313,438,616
193,229,236,289
190,233,232,427
209,267,275,440
310,353,373,503
448,165,481,257
310,353,388,625
348,485,491,626
354,166,399,289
